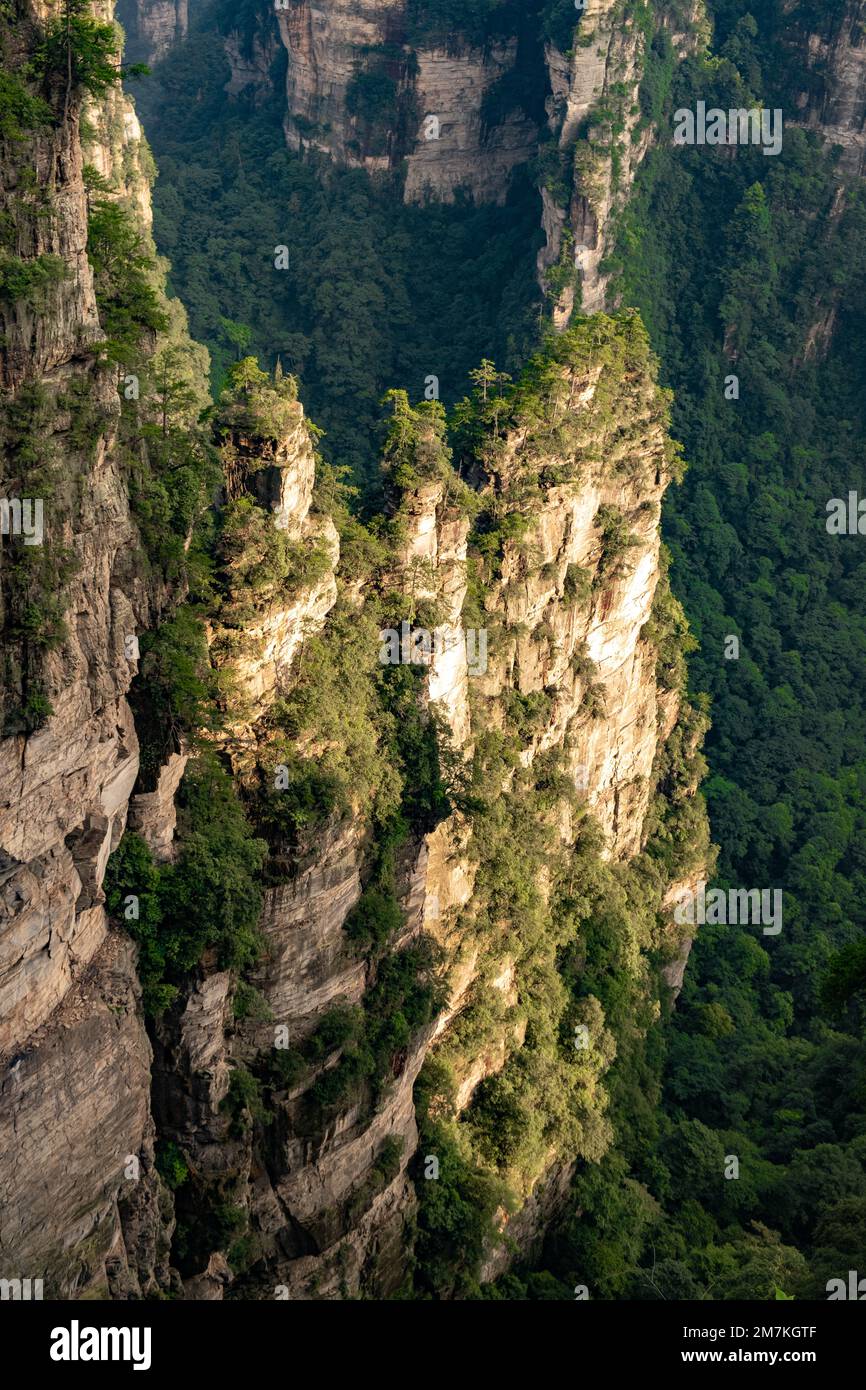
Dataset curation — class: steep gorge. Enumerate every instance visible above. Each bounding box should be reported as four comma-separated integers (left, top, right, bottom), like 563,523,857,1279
0,0,709,1297
6,0,866,1305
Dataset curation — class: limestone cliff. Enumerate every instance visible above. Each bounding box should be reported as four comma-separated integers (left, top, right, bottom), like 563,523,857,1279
537,0,706,324
251,0,542,204
127,315,709,1299
788,0,866,176
118,0,190,64
0,0,206,1295
2,6,153,1295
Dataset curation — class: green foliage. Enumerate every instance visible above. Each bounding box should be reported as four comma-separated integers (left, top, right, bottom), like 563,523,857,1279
28,0,858,1308
231,980,272,1023
17,686,54,730
221,1065,265,1134
405,0,510,47
35,0,146,105
215,355,299,440
104,755,266,1012
87,195,167,361
254,600,402,849
380,390,456,495
539,0,582,53
594,504,641,582
343,885,404,954
0,69,51,139
378,662,455,834
545,1152,661,1299
413,1113,510,1298
345,66,398,156
255,755,343,857
155,1140,189,1191
128,607,222,785
0,251,67,306
265,1005,365,1092
307,939,446,1120
214,494,331,627
820,940,866,1014
563,561,592,607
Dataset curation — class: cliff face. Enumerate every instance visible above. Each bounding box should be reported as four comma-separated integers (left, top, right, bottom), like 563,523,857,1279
537,1,706,323
789,0,866,175
118,0,190,64
136,316,708,1299
268,0,542,204
127,0,541,205
0,3,177,1295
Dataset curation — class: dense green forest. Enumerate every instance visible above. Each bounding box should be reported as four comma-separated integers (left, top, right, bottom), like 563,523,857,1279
128,0,866,1298
495,2,866,1299
126,2,544,485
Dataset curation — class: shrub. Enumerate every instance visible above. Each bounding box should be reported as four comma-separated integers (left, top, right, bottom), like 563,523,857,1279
563,561,592,606
104,755,266,1012
0,252,67,306
128,608,222,786
255,756,343,851
156,1141,189,1191
232,981,272,1023
0,70,51,139
87,197,167,360
215,356,300,441
594,503,640,581
413,1116,508,1297
221,1065,265,1134
343,885,404,953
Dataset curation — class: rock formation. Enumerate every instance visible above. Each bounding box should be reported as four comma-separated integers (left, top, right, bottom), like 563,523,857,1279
0,1,179,1294
788,0,866,176
0,0,710,1298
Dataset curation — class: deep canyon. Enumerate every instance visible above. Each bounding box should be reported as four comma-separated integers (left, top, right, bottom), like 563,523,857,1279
2,0,866,1302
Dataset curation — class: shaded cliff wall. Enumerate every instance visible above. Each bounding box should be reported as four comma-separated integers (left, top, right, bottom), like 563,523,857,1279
119,0,191,64
787,0,866,175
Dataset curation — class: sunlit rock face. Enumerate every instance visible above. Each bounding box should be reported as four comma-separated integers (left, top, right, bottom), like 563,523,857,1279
538,0,706,322
0,14,172,1293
